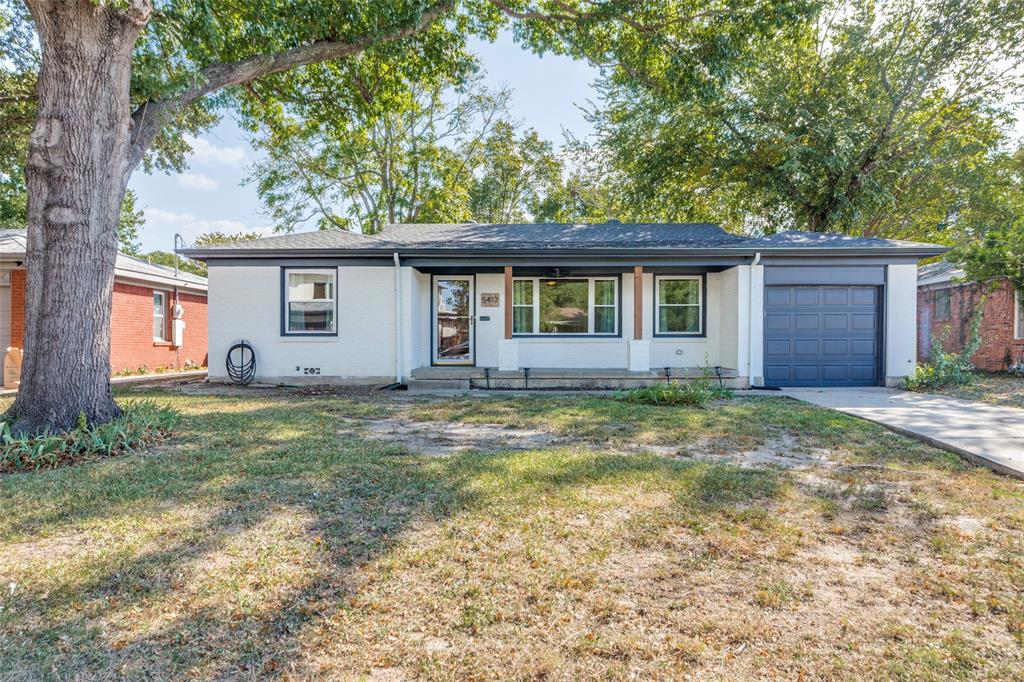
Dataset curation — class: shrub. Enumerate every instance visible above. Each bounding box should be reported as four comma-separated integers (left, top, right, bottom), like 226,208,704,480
905,298,985,391
0,400,180,472
614,379,733,408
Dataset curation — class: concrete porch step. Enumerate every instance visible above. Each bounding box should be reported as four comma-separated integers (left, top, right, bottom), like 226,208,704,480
408,366,742,391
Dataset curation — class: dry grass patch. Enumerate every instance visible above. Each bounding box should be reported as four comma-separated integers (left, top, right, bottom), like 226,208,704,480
926,372,1024,409
0,388,1021,679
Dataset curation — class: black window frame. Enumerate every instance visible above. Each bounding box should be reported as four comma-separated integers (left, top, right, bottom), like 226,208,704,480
280,266,339,337
652,273,707,338
510,275,623,338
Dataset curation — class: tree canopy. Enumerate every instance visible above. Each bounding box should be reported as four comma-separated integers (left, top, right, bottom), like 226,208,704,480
578,0,1024,241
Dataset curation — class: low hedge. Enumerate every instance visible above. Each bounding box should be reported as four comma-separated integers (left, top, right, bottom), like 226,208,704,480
0,400,180,473
614,379,734,408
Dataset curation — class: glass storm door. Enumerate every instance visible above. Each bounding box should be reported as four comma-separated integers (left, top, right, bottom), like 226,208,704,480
433,277,474,364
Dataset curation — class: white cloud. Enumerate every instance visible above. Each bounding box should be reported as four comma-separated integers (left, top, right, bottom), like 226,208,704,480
177,172,220,191
184,133,246,165
143,207,253,247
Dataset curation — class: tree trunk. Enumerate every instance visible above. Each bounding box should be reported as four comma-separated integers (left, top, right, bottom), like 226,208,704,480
6,1,149,434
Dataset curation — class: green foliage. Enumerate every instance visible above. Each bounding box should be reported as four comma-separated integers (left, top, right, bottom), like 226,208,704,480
580,0,1024,240
950,147,1024,291
193,230,263,246
905,300,985,391
468,120,567,223
247,71,503,233
137,250,207,277
615,379,734,408
0,399,180,472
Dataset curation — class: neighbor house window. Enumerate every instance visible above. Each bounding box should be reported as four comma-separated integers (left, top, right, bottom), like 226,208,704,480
1016,289,1023,339
153,291,167,341
655,276,702,335
512,277,618,335
285,269,336,334
935,289,951,321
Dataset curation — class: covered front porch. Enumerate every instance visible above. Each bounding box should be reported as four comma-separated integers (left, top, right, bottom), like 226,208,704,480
402,259,759,390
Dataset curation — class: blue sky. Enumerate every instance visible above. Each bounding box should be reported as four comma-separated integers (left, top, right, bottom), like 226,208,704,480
128,32,600,253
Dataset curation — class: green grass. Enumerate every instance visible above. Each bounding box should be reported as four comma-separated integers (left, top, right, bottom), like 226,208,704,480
925,372,1024,409
0,387,1021,679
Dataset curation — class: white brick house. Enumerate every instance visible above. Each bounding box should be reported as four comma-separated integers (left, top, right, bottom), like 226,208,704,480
180,222,946,390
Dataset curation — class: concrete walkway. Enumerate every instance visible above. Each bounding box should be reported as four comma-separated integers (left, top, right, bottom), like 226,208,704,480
781,387,1024,479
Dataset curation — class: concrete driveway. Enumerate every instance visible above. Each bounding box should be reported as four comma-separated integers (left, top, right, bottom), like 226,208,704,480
781,387,1024,479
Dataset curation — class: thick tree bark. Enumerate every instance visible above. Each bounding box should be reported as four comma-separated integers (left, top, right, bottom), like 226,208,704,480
7,1,150,433
5,0,450,434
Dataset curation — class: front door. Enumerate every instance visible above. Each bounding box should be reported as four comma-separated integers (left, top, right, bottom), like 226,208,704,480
433,276,474,364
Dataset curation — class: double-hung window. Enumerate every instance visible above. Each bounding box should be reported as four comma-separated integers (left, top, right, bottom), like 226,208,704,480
655,276,703,335
284,269,336,334
153,291,167,341
935,289,951,321
512,277,618,335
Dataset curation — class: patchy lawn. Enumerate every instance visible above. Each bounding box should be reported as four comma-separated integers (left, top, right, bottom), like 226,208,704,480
923,372,1024,409
1,387,1023,680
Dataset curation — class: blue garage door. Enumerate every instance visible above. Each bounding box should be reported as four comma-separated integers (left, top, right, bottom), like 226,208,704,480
764,285,881,387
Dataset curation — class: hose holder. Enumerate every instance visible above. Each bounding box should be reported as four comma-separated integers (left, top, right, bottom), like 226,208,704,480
226,340,256,385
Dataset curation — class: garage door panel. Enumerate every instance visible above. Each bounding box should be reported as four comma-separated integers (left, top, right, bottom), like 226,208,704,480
822,288,849,305
851,288,877,305
765,314,790,332
793,339,818,356
850,365,878,381
764,284,880,387
766,289,791,306
823,314,849,330
794,314,819,331
793,365,820,381
794,289,819,305
765,339,791,357
764,365,792,382
851,314,876,331
822,339,848,355
821,365,850,381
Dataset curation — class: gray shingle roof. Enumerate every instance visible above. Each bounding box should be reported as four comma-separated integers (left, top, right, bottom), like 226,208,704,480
188,228,387,251
114,253,208,287
0,229,207,288
374,222,745,248
918,260,965,285
743,230,942,250
178,222,949,258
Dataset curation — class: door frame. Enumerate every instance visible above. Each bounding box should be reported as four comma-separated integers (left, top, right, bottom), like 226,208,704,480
431,274,476,366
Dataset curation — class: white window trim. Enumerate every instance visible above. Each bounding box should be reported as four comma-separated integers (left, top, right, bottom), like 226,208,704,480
152,290,167,342
511,276,619,336
284,268,337,335
1015,288,1023,340
655,275,703,336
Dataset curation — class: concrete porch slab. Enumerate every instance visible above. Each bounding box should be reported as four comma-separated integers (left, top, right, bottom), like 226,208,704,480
408,366,744,391
781,387,1024,479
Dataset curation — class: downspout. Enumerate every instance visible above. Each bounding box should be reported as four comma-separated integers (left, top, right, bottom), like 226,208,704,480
748,252,761,386
393,252,402,384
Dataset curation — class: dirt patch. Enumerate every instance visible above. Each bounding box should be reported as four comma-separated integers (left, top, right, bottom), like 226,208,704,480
340,418,562,455
340,415,839,471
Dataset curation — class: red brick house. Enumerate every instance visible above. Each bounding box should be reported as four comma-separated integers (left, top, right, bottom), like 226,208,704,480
0,229,208,379
917,261,1024,372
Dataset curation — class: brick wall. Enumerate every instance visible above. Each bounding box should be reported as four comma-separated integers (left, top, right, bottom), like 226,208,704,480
109,282,209,374
10,268,25,348
917,278,1023,372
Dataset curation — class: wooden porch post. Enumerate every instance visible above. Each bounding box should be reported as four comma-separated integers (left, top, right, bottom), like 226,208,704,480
504,266,513,339
634,265,643,340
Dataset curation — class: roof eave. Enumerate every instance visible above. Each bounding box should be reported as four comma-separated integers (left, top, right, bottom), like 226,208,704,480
181,244,950,261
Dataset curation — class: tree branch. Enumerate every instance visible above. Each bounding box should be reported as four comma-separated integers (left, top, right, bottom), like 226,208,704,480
125,0,454,178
